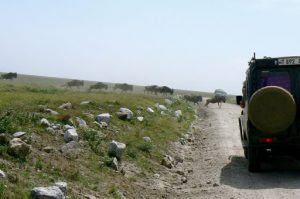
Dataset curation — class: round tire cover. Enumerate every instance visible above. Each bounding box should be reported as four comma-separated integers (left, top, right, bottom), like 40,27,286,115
248,86,296,134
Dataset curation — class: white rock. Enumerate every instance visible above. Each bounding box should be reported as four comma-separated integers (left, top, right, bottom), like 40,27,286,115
0,170,5,178
154,173,160,178
64,129,78,143
80,101,90,105
59,102,72,109
54,181,67,194
146,107,154,113
13,132,26,138
63,125,74,130
164,99,173,106
175,110,182,118
111,157,119,171
31,186,65,199
143,137,151,142
118,108,133,120
137,116,144,122
8,138,31,158
46,127,56,134
45,108,59,115
158,104,167,111
97,113,111,124
76,117,87,128
108,140,126,159
40,118,50,127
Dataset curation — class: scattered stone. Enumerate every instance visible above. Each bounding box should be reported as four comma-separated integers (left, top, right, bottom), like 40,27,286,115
108,140,126,159
59,102,72,109
38,104,48,111
157,104,167,111
40,118,50,127
117,108,134,120
80,101,90,106
31,186,65,199
174,110,182,118
100,121,108,128
154,173,160,178
83,112,94,119
63,125,74,130
54,181,67,194
164,99,173,106
174,155,184,163
188,169,193,173
213,183,219,187
46,127,56,134
111,157,119,171
176,168,185,176
206,181,212,185
161,155,174,169
43,146,55,153
137,116,144,122
97,113,111,124
12,132,26,138
181,177,188,183
8,138,31,158
64,129,78,143
143,137,151,142
0,170,6,178
60,141,78,154
146,107,154,113
179,138,187,145
75,117,87,128
45,108,59,115
84,195,97,199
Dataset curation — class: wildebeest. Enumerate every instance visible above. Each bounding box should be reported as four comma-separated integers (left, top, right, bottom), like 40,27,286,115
88,82,108,91
184,95,203,103
65,80,84,89
205,96,226,108
113,83,133,92
1,72,17,80
144,85,159,95
159,86,174,95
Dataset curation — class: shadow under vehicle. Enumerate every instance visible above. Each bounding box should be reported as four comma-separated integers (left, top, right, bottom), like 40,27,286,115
236,54,300,172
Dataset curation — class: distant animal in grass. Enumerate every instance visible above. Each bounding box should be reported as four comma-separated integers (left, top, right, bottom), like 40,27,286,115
64,80,84,89
88,82,108,91
205,96,226,108
184,95,203,103
1,72,17,80
113,83,133,92
144,85,159,95
159,86,174,95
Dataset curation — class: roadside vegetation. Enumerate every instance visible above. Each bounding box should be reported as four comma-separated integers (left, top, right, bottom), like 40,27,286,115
0,83,195,198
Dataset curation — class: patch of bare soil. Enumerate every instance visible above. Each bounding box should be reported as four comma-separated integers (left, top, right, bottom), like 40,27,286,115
134,102,300,199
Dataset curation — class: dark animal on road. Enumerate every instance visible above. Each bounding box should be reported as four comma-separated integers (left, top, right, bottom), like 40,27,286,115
89,82,108,91
205,96,226,108
114,83,133,92
184,95,203,103
1,72,17,80
65,80,84,89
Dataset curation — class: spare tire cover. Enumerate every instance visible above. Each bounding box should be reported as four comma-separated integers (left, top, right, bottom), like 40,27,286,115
248,86,296,134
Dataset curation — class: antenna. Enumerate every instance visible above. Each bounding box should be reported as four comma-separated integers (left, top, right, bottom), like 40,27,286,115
253,52,256,59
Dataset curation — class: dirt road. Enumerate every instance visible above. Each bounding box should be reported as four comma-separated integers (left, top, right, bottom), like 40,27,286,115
170,102,300,199
140,102,300,199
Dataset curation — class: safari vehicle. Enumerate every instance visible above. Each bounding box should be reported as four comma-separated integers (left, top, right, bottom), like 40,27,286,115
236,54,300,172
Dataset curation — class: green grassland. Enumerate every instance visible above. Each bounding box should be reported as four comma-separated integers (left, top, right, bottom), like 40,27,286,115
0,81,197,198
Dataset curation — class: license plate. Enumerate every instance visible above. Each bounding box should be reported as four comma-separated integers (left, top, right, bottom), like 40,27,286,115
278,57,300,65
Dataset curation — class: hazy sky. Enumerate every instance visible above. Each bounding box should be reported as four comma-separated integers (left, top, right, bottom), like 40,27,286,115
1,0,300,94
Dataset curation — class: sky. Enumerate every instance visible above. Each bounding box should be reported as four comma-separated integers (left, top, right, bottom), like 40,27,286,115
1,0,300,94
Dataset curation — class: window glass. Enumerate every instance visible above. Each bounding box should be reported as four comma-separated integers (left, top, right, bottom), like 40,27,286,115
260,71,291,91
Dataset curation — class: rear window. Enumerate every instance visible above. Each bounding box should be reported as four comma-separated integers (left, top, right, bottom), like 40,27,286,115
260,71,291,91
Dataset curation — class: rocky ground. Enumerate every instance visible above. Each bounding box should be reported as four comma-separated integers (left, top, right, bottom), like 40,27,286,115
135,101,300,199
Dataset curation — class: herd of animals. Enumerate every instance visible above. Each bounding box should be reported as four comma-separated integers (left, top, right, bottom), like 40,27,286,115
0,72,227,107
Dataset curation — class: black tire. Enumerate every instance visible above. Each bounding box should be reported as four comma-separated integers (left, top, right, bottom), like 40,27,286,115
248,148,260,172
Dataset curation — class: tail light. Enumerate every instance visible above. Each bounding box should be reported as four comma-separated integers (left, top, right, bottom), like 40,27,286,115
260,137,275,143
